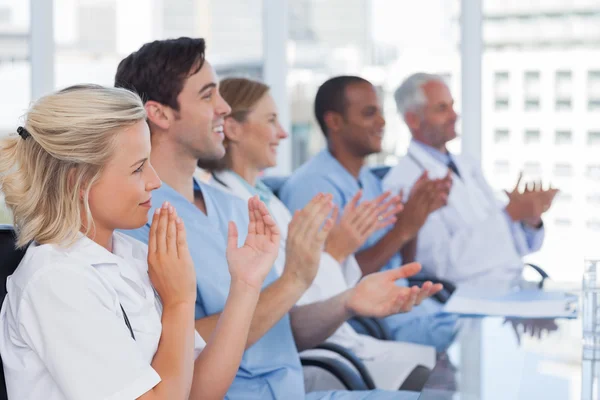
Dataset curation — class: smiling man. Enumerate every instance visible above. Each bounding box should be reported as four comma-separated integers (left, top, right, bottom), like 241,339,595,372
116,38,429,399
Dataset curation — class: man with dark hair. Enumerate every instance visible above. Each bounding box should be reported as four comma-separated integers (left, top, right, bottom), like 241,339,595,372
280,76,459,352
119,38,435,399
313,76,371,138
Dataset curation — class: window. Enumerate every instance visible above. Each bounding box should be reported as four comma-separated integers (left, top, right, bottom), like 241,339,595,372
524,71,541,97
495,99,509,110
494,71,510,110
589,71,600,98
589,71,600,111
524,71,540,111
494,160,510,175
288,1,461,168
589,100,600,111
587,219,600,232
556,99,572,111
587,193,600,206
524,99,540,111
556,192,572,203
554,163,573,177
523,162,542,176
555,218,572,227
494,129,510,143
524,129,541,144
587,165,600,181
588,131,600,146
555,130,572,145
555,70,572,100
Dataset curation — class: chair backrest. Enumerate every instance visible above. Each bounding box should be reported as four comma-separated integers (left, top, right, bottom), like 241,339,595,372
261,176,288,199
0,225,25,301
0,225,25,400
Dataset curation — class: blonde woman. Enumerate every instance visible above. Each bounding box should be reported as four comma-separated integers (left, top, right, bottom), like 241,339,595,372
0,84,280,400
203,77,442,392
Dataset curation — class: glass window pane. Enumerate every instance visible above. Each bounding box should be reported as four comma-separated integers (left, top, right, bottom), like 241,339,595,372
0,0,30,223
288,0,461,169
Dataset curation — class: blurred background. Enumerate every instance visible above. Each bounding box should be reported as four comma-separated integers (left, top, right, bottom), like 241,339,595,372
1,0,599,284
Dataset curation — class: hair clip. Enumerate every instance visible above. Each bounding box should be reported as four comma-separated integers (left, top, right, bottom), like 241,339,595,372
17,126,31,140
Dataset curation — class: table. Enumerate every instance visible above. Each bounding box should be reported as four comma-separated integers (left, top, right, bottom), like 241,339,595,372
419,316,582,399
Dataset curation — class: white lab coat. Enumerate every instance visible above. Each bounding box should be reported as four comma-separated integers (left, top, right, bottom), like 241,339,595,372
207,169,435,391
0,231,205,400
383,141,545,286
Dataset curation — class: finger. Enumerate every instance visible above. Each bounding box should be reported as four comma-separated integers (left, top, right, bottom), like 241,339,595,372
253,196,266,235
526,182,534,192
345,190,363,214
316,216,335,244
415,171,429,186
374,216,397,232
264,214,281,245
514,171,523,193
388,262,422,280
290,193,324,236
166,205,177,254
156,201,170,255
247,197,257,236
227,221,239,251
415,281,433,305
372,199,402,232
175,216,189,258
148,207,161,254
305,195,334,237
352,201,377,233
429,283,444,296
256,198,276,236
372,191,392,207
330,205,339,224
400,286,419,312
302,193,327,224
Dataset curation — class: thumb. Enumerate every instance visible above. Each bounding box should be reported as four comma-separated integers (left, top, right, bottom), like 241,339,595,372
331,205,339,223
388,262,422,280
227,221,239,250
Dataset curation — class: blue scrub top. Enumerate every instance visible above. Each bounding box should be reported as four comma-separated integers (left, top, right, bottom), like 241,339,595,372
124,180,305,399
280,149,402,273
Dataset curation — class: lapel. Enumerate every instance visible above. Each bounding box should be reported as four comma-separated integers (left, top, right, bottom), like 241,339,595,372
408,142,493,223
212,170,253,201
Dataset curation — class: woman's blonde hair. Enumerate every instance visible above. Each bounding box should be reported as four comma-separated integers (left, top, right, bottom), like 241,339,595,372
0,84,147,248
197,77,270,172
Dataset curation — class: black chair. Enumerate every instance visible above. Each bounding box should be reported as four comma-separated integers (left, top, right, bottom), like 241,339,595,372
312,342,432,392
0,225,27,400
314,342,377,390
348,316,393,341
300,354,370,391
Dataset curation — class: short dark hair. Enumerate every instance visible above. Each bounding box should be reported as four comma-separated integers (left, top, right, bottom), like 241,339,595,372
314,75,371,137
114,37,206,110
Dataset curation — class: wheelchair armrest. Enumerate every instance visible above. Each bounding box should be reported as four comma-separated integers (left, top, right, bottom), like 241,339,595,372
398,365,432,392
314,342,376,390
300,355,370,391
524,262,550,288
348,316,392,340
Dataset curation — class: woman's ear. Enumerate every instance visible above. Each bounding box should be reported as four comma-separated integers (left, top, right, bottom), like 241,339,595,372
224,117,243,143
145,101,173,131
